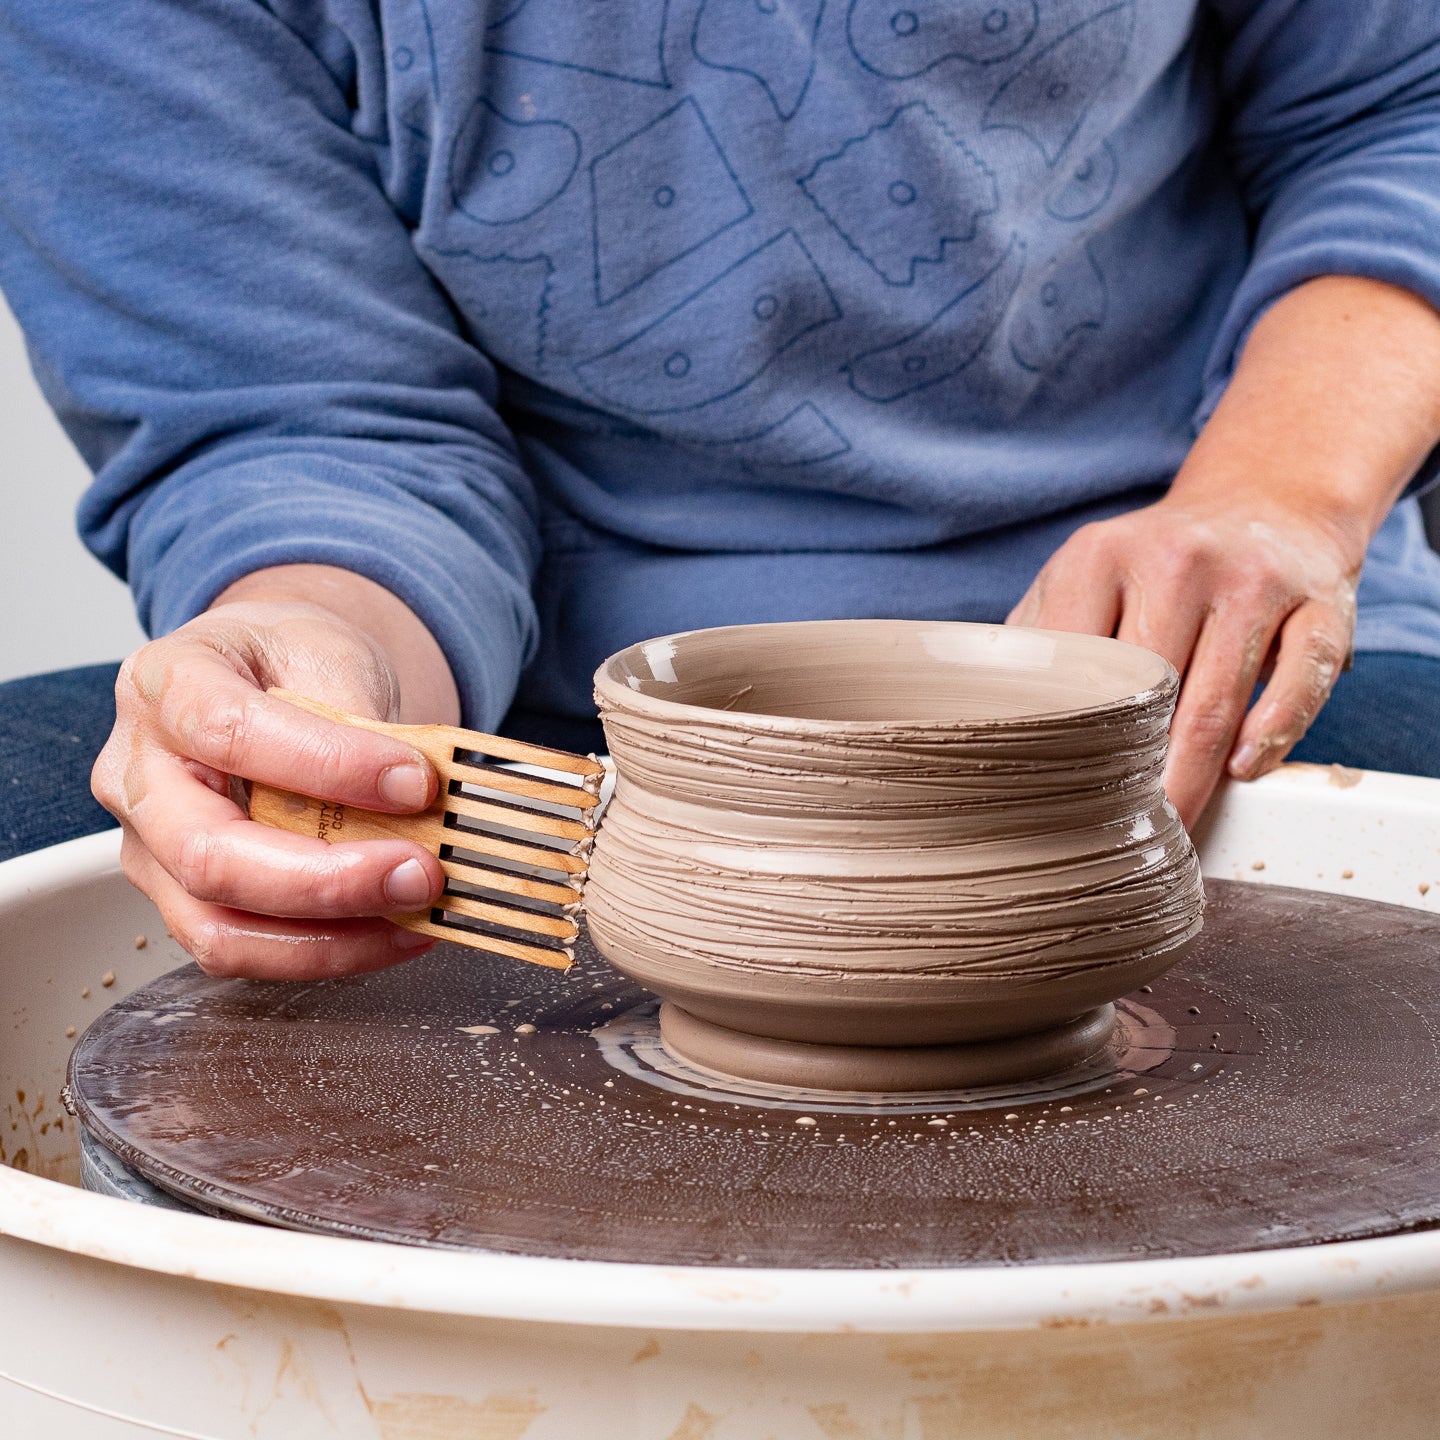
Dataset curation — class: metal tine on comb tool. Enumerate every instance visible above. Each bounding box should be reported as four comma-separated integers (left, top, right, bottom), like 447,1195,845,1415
248,689,606,969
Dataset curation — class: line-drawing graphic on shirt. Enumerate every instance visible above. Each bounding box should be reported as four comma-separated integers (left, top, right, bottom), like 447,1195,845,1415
384,0,444,220
486,0,673,88
847,0,1037,78
390,0,442,100
844,236,1025,401
422,247,556,373
448,99,580,227
692,0,826,122
983,1,1135,165
574,229,843,414
678,401,853,470
800,103,999,287
591,98,754,306
1046,141,1117,221
1008,240,1107,372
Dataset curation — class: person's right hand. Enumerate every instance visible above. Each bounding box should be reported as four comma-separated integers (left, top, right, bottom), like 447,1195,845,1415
92,598,450,980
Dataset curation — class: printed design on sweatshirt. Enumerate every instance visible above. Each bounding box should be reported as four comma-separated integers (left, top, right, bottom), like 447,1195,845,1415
692,0,826,122
388,0,442,99
1045,140,1117,221
424,248,556,372
485,0,672,89
590,99,754,305
448,100,580,226
687,401,852,469
983,1,1135,165
843,236,1024,401
847,0,1037,78
574,229,843,413
799,103,999,286
1008,241,1107,372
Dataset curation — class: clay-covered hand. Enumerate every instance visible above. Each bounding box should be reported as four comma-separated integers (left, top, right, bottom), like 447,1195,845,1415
1010,276,1440,829
1008,495,1357,827
92,574,457,979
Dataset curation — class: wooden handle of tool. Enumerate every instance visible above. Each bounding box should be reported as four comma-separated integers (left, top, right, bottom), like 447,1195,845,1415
246,691,448,847
248,784,448,847
266,690,602,775
247,691,596,968
249,690,603,846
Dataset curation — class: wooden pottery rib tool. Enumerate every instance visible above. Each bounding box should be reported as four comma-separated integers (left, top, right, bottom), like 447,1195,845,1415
249,690,605,969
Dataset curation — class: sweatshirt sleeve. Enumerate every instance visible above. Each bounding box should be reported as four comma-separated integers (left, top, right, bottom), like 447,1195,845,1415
1198,0,1440,483
0,0,539,729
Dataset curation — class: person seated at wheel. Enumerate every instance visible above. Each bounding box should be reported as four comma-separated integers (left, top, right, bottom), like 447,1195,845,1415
2,0,1439,979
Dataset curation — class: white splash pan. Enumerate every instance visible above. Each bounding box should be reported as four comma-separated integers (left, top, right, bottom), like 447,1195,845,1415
4,763,1440,1438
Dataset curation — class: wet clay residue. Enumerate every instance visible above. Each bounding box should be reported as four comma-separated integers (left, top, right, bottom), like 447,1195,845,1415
586,621,1204,1086
65,883,1440,1267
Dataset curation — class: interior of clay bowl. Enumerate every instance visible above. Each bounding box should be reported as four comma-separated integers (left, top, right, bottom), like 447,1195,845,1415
596,619,1174,726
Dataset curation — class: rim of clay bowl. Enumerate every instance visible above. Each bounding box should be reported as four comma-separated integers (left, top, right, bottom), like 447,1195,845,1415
594,619,1178,734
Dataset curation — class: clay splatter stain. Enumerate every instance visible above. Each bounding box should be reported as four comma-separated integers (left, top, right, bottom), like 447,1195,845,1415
371,1390,544,1439
663,1403,719,1440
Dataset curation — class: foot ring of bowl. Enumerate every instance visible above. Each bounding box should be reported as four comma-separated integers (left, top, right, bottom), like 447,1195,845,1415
657,1001,1118,1093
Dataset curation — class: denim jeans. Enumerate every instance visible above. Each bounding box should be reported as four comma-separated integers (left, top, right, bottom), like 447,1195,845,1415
2,653,1437,863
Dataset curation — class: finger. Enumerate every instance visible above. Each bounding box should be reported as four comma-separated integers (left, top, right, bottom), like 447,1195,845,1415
1163,607,1282,828
1007,531,1123,635
1229,602,1350,781
1114,584,1207,679
125,750,445,919
121,831,436,980
122,647,438,812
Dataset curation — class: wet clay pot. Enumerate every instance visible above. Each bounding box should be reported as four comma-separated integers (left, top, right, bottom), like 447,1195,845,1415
587,620,1204,1090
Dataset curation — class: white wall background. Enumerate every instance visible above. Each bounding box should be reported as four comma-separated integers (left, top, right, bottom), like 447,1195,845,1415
0,295,146,683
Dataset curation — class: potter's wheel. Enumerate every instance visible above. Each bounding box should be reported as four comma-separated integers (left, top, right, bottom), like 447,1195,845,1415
67,880,1440,1268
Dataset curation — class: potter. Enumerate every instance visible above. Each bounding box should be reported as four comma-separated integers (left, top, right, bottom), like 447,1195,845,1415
10,8,1440,1424
10,3,1438,981
588,619,1203,1090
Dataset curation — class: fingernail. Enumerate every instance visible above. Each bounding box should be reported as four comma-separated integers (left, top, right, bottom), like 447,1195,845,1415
1229,744,1259,780
379,762,430,810
392,926,435,951
384,858,433,908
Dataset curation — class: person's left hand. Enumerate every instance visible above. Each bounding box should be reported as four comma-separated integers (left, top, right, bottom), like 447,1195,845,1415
1007,493,1358,827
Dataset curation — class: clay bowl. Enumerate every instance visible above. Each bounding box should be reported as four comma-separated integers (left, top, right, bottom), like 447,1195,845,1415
587,619,1204,1091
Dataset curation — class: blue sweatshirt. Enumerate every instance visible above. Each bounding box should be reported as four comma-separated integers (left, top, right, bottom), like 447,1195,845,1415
3,1,1440,726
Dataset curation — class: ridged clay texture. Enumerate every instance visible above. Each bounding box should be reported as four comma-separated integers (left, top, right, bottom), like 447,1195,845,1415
587,620,1204,1085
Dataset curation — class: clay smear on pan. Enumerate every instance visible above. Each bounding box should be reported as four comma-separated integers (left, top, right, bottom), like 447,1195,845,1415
587,620,1204,1086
